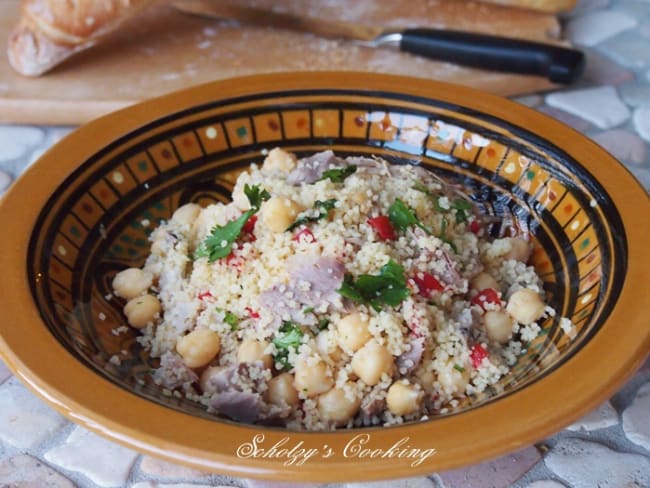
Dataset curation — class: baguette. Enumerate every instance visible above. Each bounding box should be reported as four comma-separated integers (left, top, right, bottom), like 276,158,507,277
478,0,577,13
8,0,159,76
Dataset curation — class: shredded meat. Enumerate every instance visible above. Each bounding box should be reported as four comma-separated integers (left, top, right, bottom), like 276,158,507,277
396,336,425,374
206,363,269,423
153,352,198,390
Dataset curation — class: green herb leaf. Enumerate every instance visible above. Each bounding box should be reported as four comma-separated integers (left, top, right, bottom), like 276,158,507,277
452,199,472,224
337,260,409,311
286,199,337,231
272,321,304,370
437,217,458,253
318,165,357,183
453,364,466,373
302,307,315,314
318,318,330,331
388,199,432,235
412,181,432,196
215,307,240,331
244,184,271,209
195,184,269,262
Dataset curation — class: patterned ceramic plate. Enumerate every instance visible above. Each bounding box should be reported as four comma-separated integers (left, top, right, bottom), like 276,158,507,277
0,73,648,481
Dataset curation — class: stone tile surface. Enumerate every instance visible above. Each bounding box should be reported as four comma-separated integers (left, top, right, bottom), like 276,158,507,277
622,381,650,450
131,483,229,488
523,481,566,488
438,446,541,488
629,166,650,189
0,378,67,449
619,82,650,107
537,106,592,132
633,106,650,141
546,86,630,129
0,125,45,162
139,455,210,479
45,426,139,487
600,31,650,68
566,401,619,431
567,10,637,46
591,129,648,164
245,480,322,488
0,359,11,384
345,478,435,488
0,171,11,196
545,438,650,488
0,454,76,488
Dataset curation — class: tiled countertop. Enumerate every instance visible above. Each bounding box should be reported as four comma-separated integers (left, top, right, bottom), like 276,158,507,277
1,0,649,487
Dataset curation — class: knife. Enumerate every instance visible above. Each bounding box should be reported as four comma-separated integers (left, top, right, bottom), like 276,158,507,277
172,0,584,84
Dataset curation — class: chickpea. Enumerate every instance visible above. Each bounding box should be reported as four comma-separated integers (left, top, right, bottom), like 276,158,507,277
266,373,300,407
483,310,514,344
112,267,153,300
293,356,334,397
317,383,361,426
386,380,424,416
262,148,298,173
415,368,435,393
123,294,161,329
199,365,224,394
237,339,273,369
176,328,221,368
470,272,499,292
351,340,394,386
337,313,372,352
171,203,201,226
261,196,303,233
506,288,546,325
315,330,343,363
504,237,532,262
438,361,470,395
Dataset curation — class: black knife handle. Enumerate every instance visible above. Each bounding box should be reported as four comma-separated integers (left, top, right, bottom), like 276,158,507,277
399,29,585,84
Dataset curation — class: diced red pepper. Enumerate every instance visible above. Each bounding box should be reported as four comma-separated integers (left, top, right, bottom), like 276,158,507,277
223,253,244,271
245,307,260,319
469,220,482,235
470,344,489,368
413,272,444,297
242,214,257,234
367,216,397,241
198,291,212,300
471,288,502,311
293,227,316,244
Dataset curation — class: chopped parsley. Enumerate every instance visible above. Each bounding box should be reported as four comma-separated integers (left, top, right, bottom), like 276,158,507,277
413,182,474,224
317,318,330,331
451,199,473,224
388,199,432,235
215,307,240,331
302,307,315,314
412,181,432,196
286,199,337,231
272,321,304,370
317,165,357,183
338,259,409,312
195,184,270,262
453,364,466,373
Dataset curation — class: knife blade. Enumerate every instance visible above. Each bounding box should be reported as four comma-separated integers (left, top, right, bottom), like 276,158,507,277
172,0,584,84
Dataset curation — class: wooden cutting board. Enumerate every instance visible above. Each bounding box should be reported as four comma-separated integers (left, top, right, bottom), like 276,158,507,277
0,0,566,125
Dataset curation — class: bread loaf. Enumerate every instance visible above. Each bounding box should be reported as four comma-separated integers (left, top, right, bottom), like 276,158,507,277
8,0,159,76
478,0,577,12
